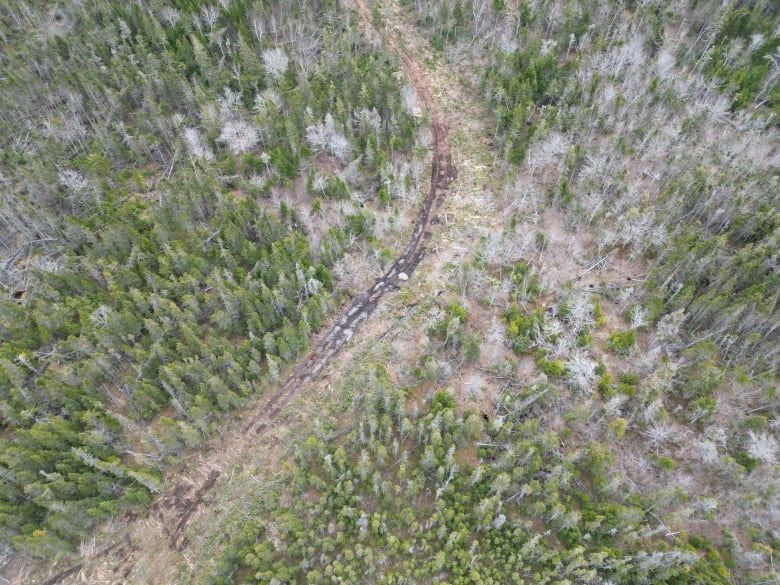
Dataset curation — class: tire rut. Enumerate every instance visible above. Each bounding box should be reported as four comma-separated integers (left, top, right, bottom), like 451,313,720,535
243,0,456,438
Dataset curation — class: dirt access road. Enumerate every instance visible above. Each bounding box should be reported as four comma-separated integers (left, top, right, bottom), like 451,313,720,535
241,0,457,439
26,2,455,583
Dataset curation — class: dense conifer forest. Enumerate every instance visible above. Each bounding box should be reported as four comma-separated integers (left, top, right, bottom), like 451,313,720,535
0,0,777,583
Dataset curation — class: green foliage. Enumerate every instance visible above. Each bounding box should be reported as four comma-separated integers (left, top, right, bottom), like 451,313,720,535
605,329,636,357
448,301,468,323
310,174,349,200
463,334,481,364
607,417,627,440
210,366,731,585
0,189,339,540
505,305,542,354
345,211,375,237
703,7,780,114
431,389,456,414
598,373,615,396
741,415,768,432
428,301,470,351
483,19,584,162
687,396,717,423
677,342,724,400
509,261,541,300
734,452,760,473
537,357,565,377
650,454,675,472
616,372,638,397
577,331,593,347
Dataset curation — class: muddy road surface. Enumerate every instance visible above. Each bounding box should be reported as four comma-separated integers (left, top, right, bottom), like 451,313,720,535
158,0,458,551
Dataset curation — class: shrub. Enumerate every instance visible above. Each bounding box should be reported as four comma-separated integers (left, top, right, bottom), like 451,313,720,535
735,452,759,472
741,415,768,432
510,261,540,298
598,373,615,396
506,306,542,355
650,455,675,471
687,396,717,423
605,329,635,356
608,418,628,440
576,331,593,347
538,358,565,377
431,390,456,414
464,334,481,364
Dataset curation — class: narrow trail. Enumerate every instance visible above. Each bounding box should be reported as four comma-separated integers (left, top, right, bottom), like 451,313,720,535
162,0,458,547
161,1,457,551
32,2,456,583
241,0,456,440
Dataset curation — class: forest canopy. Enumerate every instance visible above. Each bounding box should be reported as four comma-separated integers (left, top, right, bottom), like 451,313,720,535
0,0,778,583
